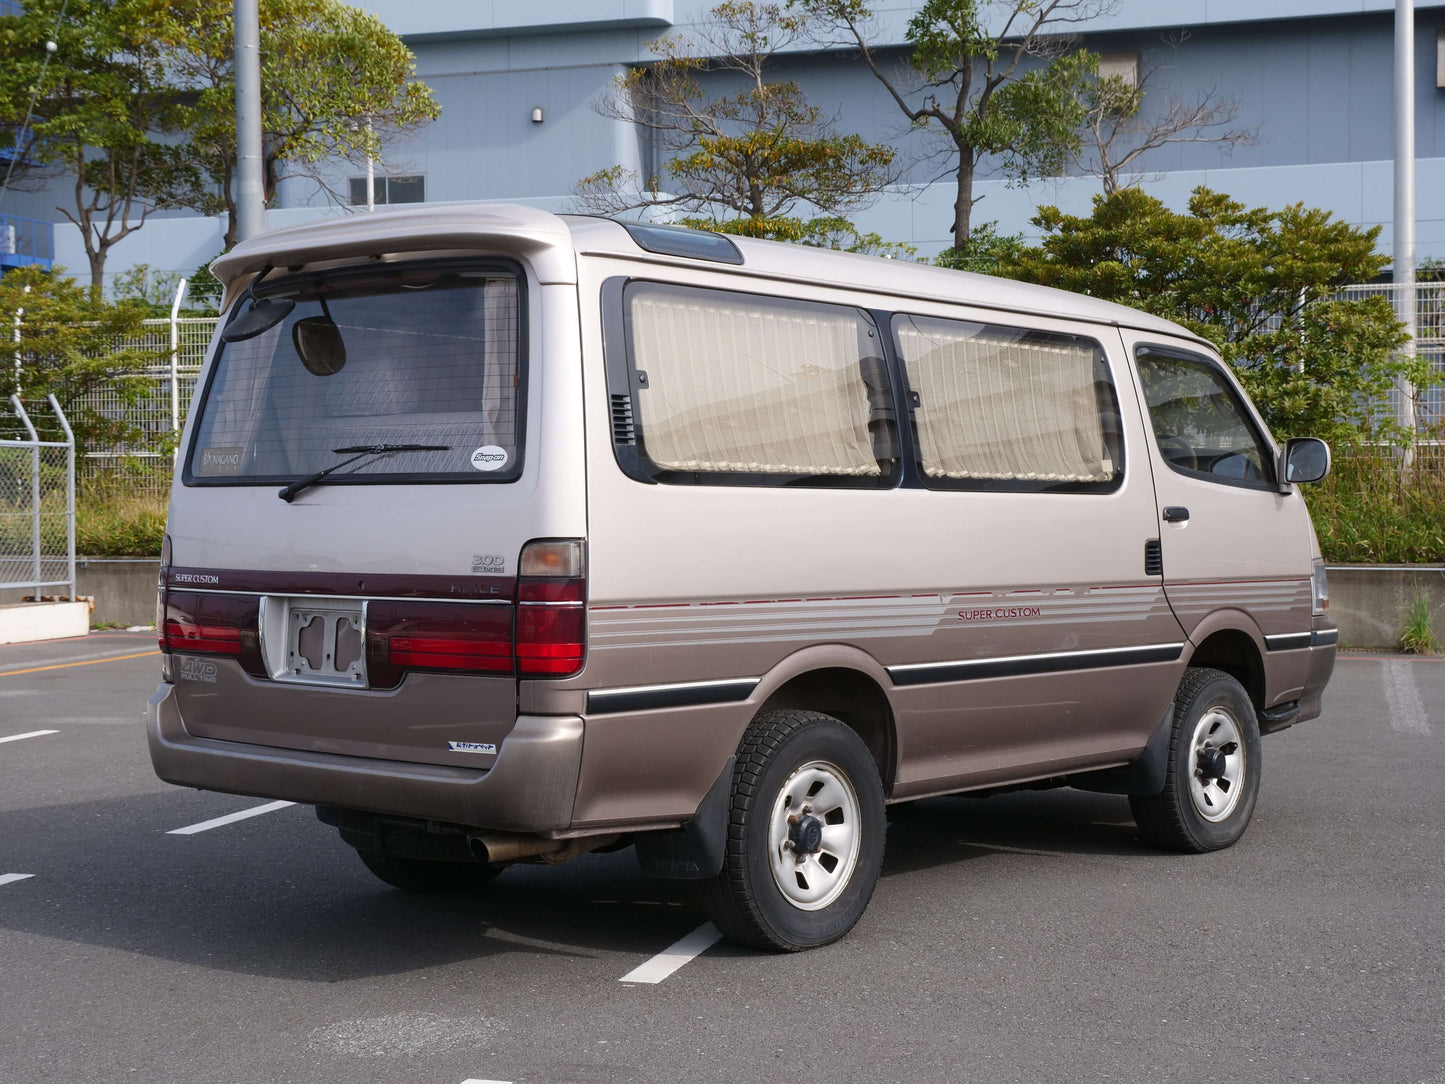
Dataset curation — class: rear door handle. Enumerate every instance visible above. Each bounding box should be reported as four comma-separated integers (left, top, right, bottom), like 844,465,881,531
1162,506,1190,523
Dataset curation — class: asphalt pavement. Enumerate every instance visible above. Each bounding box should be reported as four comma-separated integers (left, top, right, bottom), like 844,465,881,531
1,633,1441,1084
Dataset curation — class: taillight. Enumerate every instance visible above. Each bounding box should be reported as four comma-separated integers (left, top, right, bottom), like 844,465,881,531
517,539,586,678
161,591,264,675
366,600,515,688
156,534,171,654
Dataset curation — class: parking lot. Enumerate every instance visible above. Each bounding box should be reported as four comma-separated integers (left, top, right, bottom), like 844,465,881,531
1,633,1441,1083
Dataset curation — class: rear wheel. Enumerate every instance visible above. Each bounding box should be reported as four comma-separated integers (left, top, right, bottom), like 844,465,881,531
1131,667,1262,853
701,710,886,952
356,851,503,894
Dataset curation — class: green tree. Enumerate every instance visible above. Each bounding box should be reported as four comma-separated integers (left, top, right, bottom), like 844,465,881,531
573,1,901,244
0,0,197,289
797,0,1105,249
997,186,1426,446
0,265,166,451
145,0,440,249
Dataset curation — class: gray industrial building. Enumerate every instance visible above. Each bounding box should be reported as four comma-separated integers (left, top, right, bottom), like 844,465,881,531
3,0,1444,288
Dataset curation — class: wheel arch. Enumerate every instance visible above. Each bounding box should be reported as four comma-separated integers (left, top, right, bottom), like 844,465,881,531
1181,611,1267,710
747,645,898,797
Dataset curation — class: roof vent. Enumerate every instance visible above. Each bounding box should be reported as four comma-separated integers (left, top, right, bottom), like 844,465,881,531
621,222,743,265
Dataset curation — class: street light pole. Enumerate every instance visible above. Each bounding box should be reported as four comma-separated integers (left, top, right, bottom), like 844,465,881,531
1393,0,1418,442
234,0,265,243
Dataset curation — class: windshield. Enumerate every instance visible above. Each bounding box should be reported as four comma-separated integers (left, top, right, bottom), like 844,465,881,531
185,262,523,486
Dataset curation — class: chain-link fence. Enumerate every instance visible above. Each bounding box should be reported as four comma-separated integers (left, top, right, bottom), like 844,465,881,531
0,396,76,596
76,316,217,499
1334,281,1445,430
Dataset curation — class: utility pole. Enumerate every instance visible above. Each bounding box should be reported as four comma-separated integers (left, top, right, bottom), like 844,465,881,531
1393,0,1418,447
365,117,375,212
234,0,265,243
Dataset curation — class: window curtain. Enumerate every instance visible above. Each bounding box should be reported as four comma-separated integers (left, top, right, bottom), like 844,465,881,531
896,317,1111,483
629,289,880,476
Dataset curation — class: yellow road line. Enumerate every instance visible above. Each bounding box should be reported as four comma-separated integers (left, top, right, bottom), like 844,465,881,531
0,650,160,679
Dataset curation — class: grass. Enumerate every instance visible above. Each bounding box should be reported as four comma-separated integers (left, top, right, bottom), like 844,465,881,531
75,488,167,557
1305,449,1445,564
1399,592,1441,655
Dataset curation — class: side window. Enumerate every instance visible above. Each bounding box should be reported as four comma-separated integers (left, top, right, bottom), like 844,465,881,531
622,282,897,488
891,313,1123,493
1135,351,1275,486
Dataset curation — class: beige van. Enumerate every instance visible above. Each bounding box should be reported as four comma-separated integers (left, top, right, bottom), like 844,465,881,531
149,204,1336,951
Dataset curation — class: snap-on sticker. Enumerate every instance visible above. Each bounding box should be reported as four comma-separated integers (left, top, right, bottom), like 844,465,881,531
448,741,497,754
470,446,508,471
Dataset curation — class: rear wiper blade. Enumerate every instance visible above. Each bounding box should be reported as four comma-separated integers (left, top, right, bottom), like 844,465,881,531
277,443,450,503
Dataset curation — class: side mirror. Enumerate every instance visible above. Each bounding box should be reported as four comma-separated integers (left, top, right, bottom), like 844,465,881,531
292,315,347,376
1282,437,1330,484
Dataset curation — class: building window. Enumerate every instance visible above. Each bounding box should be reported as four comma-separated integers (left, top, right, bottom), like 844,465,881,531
348,175,425,206
1097,51,1139,87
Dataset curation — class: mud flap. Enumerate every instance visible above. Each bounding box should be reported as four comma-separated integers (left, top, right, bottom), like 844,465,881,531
634,756,735,880
1070,707,1175,796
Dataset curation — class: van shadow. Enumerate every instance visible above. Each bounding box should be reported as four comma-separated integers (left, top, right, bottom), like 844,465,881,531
0,787,1147,980
881,788,1150,876
0,791,696,984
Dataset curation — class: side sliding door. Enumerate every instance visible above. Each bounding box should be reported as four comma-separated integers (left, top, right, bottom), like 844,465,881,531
883,307,1187,797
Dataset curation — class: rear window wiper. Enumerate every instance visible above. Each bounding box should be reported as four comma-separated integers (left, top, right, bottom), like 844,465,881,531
278,443,450,503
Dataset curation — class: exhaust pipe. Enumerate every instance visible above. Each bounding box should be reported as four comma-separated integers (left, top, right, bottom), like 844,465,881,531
469,832,620,865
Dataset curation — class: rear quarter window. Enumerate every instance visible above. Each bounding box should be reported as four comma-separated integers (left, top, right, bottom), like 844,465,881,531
619,281,899,488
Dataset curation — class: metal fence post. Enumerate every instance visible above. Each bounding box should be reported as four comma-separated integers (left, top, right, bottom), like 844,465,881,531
9,396,41,595
11,282,27,394
169,277,189,433
49,394,76,600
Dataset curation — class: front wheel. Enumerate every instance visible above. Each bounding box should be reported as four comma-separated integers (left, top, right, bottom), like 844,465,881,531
701,710,886,951
1130,667,1262,853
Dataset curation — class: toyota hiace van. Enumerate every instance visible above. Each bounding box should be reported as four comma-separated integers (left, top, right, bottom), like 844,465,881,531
149,204,1336,951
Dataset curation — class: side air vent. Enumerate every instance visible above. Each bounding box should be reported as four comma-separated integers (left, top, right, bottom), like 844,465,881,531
610,394,636,445
1144,539,1163,577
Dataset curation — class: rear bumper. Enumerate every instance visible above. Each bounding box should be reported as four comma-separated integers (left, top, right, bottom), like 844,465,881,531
147,682,583,833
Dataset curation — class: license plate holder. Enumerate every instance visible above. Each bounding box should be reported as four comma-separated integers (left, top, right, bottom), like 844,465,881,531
274,600,367,688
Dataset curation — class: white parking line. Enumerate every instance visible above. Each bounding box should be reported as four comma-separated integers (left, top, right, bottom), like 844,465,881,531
460,1079,513,1083
0,730,58,744
619,922,723,984
167,800,296,835
0,873,35,886
1384,659,1432,736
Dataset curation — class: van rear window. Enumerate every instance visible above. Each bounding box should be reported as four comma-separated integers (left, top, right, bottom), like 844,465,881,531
185,264,522,487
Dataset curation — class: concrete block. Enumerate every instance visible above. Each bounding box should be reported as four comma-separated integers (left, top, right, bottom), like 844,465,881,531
1326,566,1445,651
0,602,89,645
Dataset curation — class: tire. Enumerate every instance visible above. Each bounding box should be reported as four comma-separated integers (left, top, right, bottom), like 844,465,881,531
1130,667,1263,853
701,710,886,952
356,851,503,894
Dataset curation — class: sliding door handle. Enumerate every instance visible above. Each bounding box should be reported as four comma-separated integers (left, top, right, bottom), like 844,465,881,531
1162,506,1190,523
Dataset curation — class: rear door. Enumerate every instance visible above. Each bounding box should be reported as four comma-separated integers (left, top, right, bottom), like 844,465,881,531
1116,335,1314,640
163,257,582,769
